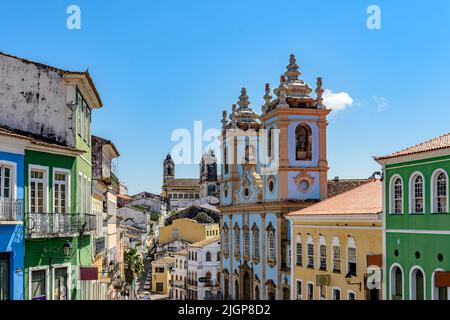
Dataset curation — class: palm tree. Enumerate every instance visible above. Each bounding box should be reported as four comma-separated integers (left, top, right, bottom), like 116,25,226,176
124,247,144,295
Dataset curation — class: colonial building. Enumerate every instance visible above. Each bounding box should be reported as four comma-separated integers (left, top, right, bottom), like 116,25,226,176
162,150,219,211
287,180,383,300
171,249,187,300
375,133,450,300
0,127,26,300
151,255,174,295
158,217,219,246
0,52,101,300
186,236,221,300
219,54,368,300
91,135,121,300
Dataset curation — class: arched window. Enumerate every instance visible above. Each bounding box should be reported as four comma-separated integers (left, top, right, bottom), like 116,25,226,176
234,225,241,258
347,237,357,276
235,280,240,300
410,173,424,214
296,235,303,266
433,170,448,213
295,124,312,161
223,224,229,257
224,147,229,175
318,236,327,271
390,176,403,214
268,128,273,159
306,236,314,268
390,265,403,300
432,269,449,300
243,226,250,260
206,251,211,262
332,236,341,272
252,226,260,261
268,231,275,262
254,285,260,300
410,267,425,300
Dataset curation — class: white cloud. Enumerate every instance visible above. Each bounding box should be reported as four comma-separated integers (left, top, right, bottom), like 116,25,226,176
323,89,353,112
372,95,388,112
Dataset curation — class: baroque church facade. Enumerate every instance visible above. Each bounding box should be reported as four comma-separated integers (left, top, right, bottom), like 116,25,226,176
162,150,219,211
219,54,333,300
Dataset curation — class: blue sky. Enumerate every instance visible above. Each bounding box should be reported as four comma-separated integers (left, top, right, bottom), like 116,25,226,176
1,0,450,194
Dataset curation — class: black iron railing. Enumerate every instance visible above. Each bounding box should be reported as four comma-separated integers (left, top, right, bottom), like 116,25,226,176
0,199,24,221
25,212,96,237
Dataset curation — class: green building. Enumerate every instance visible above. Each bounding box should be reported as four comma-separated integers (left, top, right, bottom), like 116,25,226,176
375,133,450,300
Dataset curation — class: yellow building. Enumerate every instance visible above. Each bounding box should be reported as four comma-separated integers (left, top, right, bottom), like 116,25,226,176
151,256,174,294
158,218,220,245
287,180,383,300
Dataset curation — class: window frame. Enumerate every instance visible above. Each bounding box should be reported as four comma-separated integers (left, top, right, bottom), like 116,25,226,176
295,235,303,267
389,174,404,214
332,287,341,301
29,165,49,213
306,236,314,269
52,168,71,214
29,266,49,300
331,236,341,273
409,172,425,214
296,279,302,300
51,262,71,301
346,237,357,276
318,236,327,271
409,265,426,300
431,169,449,214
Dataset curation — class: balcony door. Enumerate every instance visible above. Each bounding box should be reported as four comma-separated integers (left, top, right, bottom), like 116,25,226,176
0,253,10,300
0,165,12,220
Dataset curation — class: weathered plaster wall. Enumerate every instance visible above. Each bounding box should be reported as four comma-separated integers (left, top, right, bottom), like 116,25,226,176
0,54,76,147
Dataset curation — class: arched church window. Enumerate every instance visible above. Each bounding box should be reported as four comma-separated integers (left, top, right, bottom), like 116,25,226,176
295,124,312,161
224,147,229,175
268,128,273,158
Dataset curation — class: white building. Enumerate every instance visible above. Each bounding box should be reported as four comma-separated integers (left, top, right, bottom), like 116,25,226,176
171,249,187,300
186,236,221,300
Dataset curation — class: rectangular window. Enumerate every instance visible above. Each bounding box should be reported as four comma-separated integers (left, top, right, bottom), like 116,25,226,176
54,267,68,300
307,283,314,300
348,291,356,300
78,174,82,213
0,253,10,300
320,286,327,300
333,288,341,301
333,246,341,272
86,108,91,145
296,280,302,300
31,269,47,300
319,244,327,270
0,165,11,199
30,170,45,213
307,244,314,268
77,91,82,137
84,176,88,214
348,247,357,276
87,179,91,214
296,242,302,266
54,172,68,214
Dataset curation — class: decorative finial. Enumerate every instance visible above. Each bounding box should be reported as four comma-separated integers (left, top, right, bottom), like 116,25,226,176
231,104,237,127
237,87,250,109
285,54,300,82
278,76,289,108
262,83,272,114
315,77,325,108
222,110,227,129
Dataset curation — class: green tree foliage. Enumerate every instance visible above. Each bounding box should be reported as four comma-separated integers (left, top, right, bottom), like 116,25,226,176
194,211,214,224
124,247,144,286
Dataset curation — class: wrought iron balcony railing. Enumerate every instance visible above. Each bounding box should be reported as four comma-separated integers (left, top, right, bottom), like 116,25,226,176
25,212,96,237
0,199,24,222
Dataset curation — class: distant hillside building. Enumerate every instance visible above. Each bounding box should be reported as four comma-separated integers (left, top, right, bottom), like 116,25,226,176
162,150,219,211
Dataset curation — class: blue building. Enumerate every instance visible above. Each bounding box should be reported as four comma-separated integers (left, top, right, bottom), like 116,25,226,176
219,54,332,300
0,127,25,300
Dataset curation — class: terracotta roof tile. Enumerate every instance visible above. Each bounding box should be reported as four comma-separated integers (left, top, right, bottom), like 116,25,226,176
375,132,450,160
327,179,371,198
188,236,220,248
288,180,382,216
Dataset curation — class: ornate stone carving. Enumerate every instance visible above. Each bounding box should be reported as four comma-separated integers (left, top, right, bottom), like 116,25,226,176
293,170,315,193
